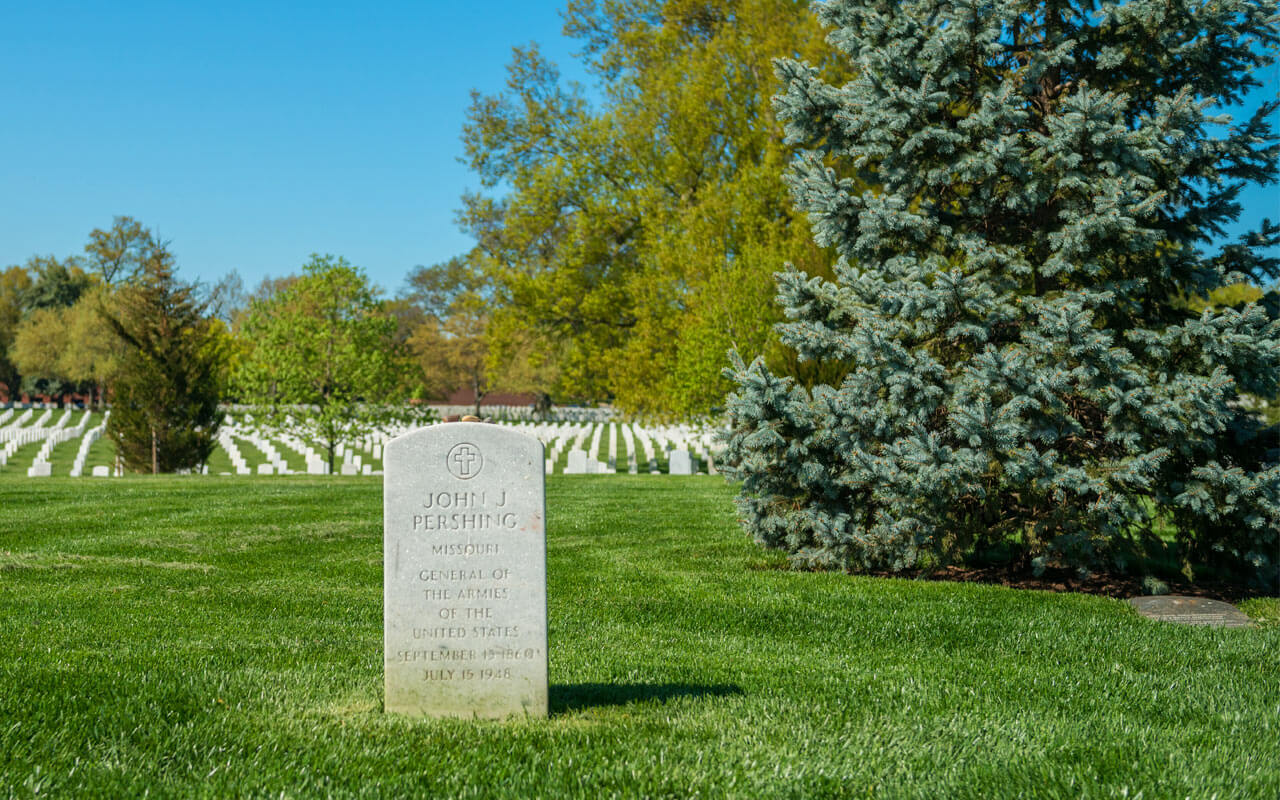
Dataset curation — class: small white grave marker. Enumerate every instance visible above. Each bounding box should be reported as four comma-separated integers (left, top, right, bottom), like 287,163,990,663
565,450,588,474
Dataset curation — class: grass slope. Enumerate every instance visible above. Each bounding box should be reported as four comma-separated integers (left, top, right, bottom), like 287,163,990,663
0,476,1276,798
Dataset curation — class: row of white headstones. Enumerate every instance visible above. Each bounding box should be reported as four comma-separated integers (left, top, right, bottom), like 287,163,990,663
217,415,384,476
0,409,724,477
0,407,112,477
533,420,721,475
217,419,724,476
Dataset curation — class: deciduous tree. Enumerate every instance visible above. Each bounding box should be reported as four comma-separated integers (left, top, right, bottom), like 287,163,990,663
10,286,125,407
84,216,151,285
236,255,416,472
461,0,845,413
404,256,494,415
0,266,32,395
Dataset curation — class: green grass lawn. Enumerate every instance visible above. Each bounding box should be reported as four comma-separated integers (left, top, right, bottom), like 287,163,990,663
81,429,117,473
46,412,105,475
0,440,43,475
0,476,1276,798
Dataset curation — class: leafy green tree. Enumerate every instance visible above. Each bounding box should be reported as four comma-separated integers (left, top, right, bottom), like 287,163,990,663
84,216,152,285
11,286,126,407
0,265,33,395
723,0,1280,590
236,255,415,472
19,255,92,312
103,243,224,473
404,255,494,414
10,256,96,397
461,0,844,414
10,293,120,404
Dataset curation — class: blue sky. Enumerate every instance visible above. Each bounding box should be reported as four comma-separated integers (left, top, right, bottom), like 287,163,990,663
0,1,588,296
0,2,1276,298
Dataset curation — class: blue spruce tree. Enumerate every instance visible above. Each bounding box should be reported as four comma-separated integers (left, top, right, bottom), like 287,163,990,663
722,0,1280,590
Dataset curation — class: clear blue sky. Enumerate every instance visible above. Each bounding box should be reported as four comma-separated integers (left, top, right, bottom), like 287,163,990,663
0,1,589,297
0,2,1276,298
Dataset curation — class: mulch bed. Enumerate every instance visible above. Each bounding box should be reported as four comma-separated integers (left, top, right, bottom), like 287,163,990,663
868,564,1257,603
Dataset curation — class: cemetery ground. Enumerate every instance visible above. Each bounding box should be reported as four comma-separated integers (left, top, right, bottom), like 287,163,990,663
0,477,1277,799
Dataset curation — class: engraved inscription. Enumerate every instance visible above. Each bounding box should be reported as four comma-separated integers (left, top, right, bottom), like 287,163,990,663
413,513,518,531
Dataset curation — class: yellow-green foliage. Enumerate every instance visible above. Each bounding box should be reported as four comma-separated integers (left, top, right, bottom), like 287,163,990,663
461,0,845,414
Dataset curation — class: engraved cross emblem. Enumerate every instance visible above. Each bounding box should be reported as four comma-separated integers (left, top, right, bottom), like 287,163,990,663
447,442,482,480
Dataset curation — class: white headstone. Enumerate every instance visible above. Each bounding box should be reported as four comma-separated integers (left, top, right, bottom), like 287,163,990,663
28,462,52,477
668,450,693,475
91,465,110,477
383,422,548,719
565,449,588,474
257,463,274,475
340,463,359,476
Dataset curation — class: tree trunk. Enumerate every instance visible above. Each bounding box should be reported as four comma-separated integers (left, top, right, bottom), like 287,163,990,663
151,427,158,474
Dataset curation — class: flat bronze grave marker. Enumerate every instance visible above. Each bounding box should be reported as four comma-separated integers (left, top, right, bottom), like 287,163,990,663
1127,596,1255,628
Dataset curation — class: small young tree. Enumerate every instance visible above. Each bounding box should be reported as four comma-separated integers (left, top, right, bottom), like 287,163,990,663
723,0,1280,589
236,255,416,472
103,243,224,473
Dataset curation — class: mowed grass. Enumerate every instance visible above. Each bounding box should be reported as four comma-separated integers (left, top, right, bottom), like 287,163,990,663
0,477,1276,799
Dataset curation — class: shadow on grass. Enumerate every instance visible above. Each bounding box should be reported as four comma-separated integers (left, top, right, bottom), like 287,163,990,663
551,682,743,714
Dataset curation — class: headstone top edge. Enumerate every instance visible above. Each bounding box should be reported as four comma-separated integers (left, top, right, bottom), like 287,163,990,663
387,422,544,451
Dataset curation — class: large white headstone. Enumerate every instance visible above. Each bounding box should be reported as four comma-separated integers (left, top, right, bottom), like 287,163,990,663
383,422,548,719
668,449,693,475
